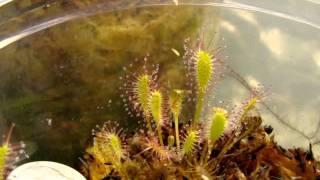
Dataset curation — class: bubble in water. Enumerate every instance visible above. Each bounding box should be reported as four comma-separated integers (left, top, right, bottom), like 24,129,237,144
46,118,52,126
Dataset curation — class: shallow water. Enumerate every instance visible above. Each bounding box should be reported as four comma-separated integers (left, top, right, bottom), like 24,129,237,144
0,3,219,165
0,0,319,166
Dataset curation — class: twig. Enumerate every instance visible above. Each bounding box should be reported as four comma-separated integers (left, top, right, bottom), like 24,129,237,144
224,64,312,141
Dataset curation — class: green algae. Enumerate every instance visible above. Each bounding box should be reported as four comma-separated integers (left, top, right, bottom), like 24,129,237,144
0,3,220,165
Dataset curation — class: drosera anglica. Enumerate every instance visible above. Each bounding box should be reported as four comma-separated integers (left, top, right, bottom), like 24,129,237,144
207,107,228,145
0,124,27,180
181,130,199,156
169,89,185,152
144,136,174,161
228,86,266,131
86,121,130,179
183,37,224,126
119,56,159,132
83,45,266,178
82,38,319,179
150,90,165,146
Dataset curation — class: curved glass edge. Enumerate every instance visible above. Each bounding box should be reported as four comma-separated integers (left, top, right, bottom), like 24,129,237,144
0,0,320,49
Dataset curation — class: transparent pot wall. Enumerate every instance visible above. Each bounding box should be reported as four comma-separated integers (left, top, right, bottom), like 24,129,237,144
0,0,319,166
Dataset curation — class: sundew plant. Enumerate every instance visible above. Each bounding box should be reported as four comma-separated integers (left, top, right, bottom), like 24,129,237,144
0,124,26,180
81,40,319,179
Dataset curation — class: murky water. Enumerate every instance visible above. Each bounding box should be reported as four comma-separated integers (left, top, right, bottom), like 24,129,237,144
0,0,319,167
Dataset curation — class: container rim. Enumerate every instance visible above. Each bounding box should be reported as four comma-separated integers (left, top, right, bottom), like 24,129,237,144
0,0,320,49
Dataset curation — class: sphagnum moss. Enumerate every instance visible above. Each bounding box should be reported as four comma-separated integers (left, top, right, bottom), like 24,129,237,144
82,42,320,179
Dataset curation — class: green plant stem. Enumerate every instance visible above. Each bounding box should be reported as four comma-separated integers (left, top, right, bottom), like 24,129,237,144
145,115,153,133
200,141,210,164
194,90,205,125
174,114,180,151
157,125,164,146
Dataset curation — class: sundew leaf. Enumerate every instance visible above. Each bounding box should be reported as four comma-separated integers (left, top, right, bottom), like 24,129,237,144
208,108,228,143
150,90,163,126
182,130,198,155
195,50,213,92
136,74,152,116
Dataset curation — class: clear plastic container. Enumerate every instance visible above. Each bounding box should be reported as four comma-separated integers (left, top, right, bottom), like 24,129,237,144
0,0,319,166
